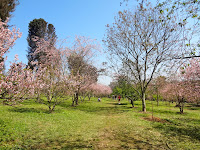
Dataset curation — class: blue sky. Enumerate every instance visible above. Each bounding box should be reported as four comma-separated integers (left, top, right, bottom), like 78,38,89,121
6,0,136,85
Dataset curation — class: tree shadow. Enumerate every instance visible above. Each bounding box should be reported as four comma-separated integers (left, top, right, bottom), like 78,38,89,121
154,119,200,141
107,102,129,106
149,109,186,115
57,101,132,115
8,107,50,114
60,141,93,149
74,106,130,115
20,138,94,150
91,127,166,150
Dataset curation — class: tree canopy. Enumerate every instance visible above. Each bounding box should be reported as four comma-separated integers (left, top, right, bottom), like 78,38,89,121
0,0,19,22
27,18,57,69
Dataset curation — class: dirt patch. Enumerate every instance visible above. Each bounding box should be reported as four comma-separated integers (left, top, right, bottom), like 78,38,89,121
142,116,168,123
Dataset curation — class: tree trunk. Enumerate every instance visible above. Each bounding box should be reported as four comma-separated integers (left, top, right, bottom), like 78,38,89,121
130,99,134,107
88,94,91,101
49,106,53,113
156,92,159,106
72,96,75,106
75,91,79,105
142,93,146,112
179,98,184,114
179,104,183,113
151,100,154,119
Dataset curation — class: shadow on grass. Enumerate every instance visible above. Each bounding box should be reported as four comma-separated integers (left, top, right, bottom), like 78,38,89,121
107,102,128,106
57,101,132,115
74,106,131,115
149,108,186,115
60,141,93,149
154,119,200,141
115,133,155,149
185,104,200,110
8,107,50,114
20,138,94,150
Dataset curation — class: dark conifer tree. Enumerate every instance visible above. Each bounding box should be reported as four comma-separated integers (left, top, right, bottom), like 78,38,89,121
27,18,57,69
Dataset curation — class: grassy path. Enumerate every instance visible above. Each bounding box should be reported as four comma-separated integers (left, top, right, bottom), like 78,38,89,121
89,100,167,149
0,98,200,149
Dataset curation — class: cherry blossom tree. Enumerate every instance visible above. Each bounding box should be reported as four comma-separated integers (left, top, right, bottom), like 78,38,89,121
0,19,21,73
66,36,100,106
32,38,72,112
181,58,200,105
87,83,112,98
0,19,25,103
1,55,35,105
160,80,187,113
160,59,200,113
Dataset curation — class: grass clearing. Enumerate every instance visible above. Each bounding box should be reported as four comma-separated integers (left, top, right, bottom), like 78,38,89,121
0,97,200,149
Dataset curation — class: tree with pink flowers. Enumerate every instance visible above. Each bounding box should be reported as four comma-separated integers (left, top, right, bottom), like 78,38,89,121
160,58,200,113
1,56,35,105
66,36,100,106
86,83,112,98
0,19,21,73
181,58,200,105
0,19,27,103
31,38,73,112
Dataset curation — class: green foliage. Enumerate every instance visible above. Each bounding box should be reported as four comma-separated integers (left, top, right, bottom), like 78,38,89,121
0,0,19,22
27,18,57,69
111,75,137,99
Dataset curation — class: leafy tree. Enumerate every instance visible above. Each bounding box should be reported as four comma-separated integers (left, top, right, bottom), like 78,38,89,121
27,18,57,69
122,0,200,59
111,75,138,107
0,0,19,22
104,0,183,112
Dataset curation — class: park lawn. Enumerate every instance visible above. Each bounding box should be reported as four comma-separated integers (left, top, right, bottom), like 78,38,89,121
0,97,199,149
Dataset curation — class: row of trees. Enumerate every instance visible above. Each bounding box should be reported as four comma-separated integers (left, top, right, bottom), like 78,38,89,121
0,15,112,113
158,59,200,113
0,0,112,112
105,0,200,112
111,57,200,113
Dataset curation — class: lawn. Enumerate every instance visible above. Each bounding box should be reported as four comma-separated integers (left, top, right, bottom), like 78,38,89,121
0,97,199,149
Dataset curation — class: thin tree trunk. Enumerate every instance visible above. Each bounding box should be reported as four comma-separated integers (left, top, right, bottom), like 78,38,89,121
179,98,184,114
72,96,75,106
49,106,53,113
152,100,154,119
142,93,146,112
130,99,134,107
157,92,159,106
75,91,79,105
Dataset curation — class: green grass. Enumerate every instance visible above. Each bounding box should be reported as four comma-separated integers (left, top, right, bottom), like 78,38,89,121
0,97,199,149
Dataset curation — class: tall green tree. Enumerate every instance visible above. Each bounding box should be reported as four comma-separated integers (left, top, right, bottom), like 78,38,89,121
27,18,57,69
0,0,19,22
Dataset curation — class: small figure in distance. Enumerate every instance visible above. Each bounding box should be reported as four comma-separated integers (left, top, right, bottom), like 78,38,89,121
118,95,121,104
112,95,115,100
98,97,101,102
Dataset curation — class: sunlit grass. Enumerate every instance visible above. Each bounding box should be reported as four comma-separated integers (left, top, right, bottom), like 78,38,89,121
0,97,199,149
